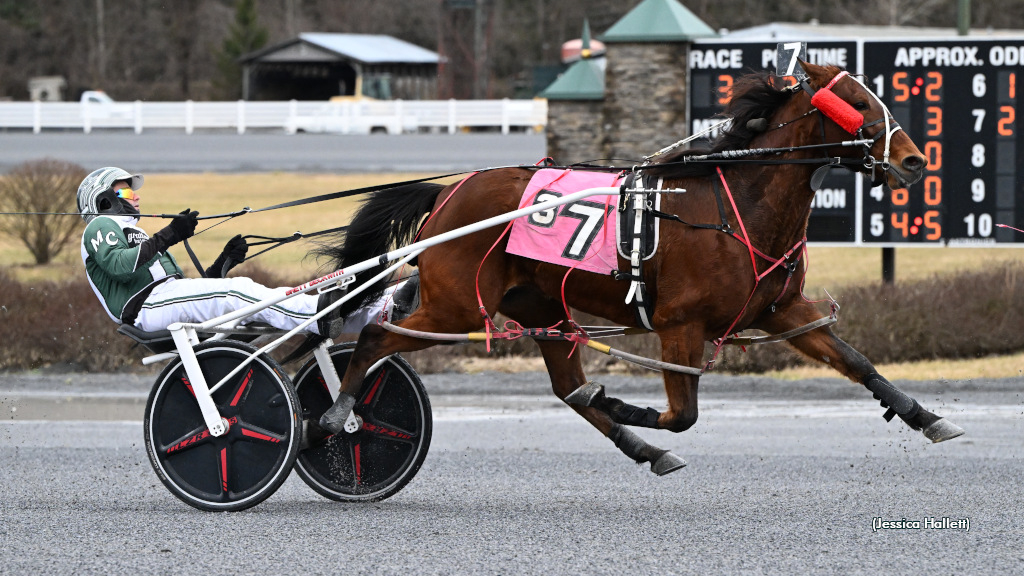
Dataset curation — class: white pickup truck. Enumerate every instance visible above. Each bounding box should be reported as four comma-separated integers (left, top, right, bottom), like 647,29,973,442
80,90,134,120
286,96,416,135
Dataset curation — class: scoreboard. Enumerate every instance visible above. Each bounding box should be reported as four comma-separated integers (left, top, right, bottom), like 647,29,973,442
862,41,1023,244
688,38,1024,245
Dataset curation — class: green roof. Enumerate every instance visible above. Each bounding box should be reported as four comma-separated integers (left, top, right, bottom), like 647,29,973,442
538,59,605,100
601,0,717,43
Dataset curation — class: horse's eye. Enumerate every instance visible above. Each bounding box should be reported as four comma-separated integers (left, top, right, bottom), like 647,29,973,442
853,101,869,111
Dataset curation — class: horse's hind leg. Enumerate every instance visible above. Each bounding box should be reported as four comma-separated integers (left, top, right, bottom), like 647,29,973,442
318,305,466,432
763,300,965,443
500,287,686,475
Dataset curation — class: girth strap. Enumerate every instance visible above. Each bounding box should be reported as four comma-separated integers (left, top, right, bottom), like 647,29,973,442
617,172,660,330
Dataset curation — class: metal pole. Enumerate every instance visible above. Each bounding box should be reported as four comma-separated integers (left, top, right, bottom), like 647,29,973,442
882,247,895,284
95,0,106,85
957,0,971,36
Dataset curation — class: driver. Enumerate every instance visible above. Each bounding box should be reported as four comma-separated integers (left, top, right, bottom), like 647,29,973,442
77,166,403,337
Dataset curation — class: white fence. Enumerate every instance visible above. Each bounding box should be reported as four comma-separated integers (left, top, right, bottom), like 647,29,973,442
0,99,548,135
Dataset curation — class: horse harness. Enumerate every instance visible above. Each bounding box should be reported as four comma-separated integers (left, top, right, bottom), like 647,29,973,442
611,167,810,336
613,171,663,330
608,69,904,335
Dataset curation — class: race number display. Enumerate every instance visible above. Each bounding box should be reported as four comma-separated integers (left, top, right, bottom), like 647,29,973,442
689,37,1024,245
862,40,1024,244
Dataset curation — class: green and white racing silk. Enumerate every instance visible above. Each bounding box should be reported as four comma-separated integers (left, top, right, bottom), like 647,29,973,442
81,214,183,323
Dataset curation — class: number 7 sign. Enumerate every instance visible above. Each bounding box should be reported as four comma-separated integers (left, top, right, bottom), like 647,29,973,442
776,42,808,80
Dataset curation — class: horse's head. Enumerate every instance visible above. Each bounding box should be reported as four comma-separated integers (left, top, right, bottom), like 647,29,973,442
801,62,926,189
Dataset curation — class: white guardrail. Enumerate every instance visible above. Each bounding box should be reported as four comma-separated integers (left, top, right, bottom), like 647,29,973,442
0,98,548,135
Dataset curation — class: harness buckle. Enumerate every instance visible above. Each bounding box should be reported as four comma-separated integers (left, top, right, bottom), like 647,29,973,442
316,274,356,295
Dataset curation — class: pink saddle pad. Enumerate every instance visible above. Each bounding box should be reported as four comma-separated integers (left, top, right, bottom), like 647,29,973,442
506,169,624,275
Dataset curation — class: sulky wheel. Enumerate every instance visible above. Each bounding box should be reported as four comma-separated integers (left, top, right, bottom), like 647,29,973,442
293,343,431,502
144,340,301,512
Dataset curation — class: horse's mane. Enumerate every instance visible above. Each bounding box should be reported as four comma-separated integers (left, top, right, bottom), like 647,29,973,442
646,72,794,179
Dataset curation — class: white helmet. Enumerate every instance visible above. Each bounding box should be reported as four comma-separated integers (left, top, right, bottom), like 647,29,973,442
77,166,144,223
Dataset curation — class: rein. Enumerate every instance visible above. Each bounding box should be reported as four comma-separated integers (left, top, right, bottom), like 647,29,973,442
647,71,904,190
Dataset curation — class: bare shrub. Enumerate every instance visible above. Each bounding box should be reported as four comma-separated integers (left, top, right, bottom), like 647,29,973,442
5,260,1024,375
831,262,1024,363
0,270,142,371
712,262,1024,373
0,159,88,265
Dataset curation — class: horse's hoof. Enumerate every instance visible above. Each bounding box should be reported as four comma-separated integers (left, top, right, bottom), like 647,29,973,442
650,451,687,476
300,419,332,451
565,381,604,407
318,393,356,434
923,418,965,443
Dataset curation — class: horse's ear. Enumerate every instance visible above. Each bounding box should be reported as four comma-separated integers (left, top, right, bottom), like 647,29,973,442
799,60,830,89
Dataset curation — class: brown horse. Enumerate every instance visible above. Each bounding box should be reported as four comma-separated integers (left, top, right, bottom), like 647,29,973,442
315,62,964,474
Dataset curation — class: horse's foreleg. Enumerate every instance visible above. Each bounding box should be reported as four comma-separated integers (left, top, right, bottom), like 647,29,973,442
567,326,703,434
763,301,965,443
499,288,685,475
539,340,687,475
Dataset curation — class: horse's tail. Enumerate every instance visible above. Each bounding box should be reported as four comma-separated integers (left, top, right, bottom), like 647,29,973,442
312,181,445,319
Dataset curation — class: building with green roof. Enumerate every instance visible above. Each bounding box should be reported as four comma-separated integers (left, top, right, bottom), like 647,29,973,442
542,0,718,163
601,0,718,43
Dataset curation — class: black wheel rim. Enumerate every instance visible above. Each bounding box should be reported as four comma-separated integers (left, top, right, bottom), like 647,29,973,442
295,347,429,500
147,345,297,509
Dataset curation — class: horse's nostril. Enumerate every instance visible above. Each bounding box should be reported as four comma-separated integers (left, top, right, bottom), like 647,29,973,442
903,155,926,172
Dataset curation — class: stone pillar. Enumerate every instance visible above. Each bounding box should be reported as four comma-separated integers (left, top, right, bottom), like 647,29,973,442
601,42,690,162
546,100,604,164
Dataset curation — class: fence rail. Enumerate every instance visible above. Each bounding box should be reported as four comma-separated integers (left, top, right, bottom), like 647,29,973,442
0,99,548,135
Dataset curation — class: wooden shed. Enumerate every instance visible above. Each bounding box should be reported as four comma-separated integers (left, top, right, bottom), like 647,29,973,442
239,33,439,101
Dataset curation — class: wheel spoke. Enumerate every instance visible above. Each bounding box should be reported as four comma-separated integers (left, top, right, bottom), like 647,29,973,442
218,447,229,497
238,423,287,445
228,367,255,407
360,368,387,406
353,442,362,486
317,375,331,396
360,420,417,444
161,424,215,456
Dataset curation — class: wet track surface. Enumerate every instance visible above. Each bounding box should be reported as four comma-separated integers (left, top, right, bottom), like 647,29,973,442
2,371,1022,574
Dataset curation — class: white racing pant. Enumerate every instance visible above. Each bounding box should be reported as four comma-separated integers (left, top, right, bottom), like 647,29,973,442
134,277,394,336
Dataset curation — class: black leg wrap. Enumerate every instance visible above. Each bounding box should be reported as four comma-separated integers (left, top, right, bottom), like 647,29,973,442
609,424,650,464
863,373,920,423
605,398,661,428
319,392,357,434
